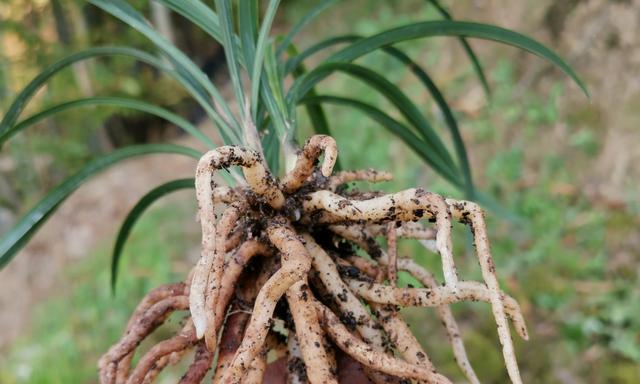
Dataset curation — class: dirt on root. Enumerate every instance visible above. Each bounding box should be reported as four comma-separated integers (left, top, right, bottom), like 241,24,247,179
1,0,640,360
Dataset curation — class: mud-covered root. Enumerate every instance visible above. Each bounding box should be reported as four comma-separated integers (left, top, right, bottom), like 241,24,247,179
126,321,196,384
326,168,393,190
203,201,248,350
281,134,337,192
302,188,458,286
286,280,337,384
105,283,186,383
179,342,214,384
220,221,312,383
212,302,251,383
191,145,283,342
303,234,386,348
446,198,524,384
98,294,189,384
102,134,529,384
313,299,450,383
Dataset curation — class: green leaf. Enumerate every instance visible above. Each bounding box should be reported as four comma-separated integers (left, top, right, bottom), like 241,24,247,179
262,125,281,174
0,44,236,148
288,62,458,175
286,42,340,171
0,144,201,269
0,46,167,140
287,35,471,195
111,178,194,293
301,95,463,186
262,42,290,141
158,0,224,43
425,0,491,97
327,20,589,97
284,36,355,75
238,0,258,71
88,0,242,142
215,0,246,115
251,0,281,120
3,97,215,148
276,0,338,57
375,45,475,198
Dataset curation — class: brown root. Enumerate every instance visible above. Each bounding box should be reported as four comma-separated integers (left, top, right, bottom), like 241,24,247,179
101,135,527,384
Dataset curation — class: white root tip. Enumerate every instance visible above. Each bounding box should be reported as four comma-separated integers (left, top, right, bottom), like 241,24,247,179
192,314,206,339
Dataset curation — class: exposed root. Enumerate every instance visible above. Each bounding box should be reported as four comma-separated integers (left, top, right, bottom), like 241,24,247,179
101,135,528,383
282,134,337,193
286,280,337,383
314,300,449,383
327,168,393,190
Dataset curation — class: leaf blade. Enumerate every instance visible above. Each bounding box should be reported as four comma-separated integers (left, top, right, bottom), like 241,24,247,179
111,178,194,293
327,20,589,97
251,0,281,120
4,97,215,148
88,0,242,142
288,62,458,174
301,95,463,186
0,144,201,268
425,0,491,97
0,46,167,138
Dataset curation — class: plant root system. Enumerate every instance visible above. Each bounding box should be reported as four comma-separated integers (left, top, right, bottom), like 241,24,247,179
99,135,528,384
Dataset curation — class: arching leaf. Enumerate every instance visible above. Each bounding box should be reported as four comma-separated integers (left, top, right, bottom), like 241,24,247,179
276,0,338,57
0,144,201,268
425,0,491,97
326,20,589,97
287,35,473,196
88,0,242,142
0,47,167,138
111,178,195,293
289,62,458,174
301,95,463,187
3,97,215,148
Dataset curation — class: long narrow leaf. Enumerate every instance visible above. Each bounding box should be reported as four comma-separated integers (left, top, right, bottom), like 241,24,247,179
238,0,258,71
0,144,201,268
301,95,463,186
288,62,457,173
215,0,246,115
3,97,215,148
158,0,223,43
287,36,470,193
425,0,491,97
251,0,281,120
0,45,233,148
88,0,242,142
0,47,167,138
284,35,355,75
376,44,475,198
276,0,338,57
111,178,194,293
327,20,589,97
263,42,289,140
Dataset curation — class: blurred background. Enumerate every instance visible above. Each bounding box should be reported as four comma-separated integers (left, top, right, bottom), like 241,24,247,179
0,0,638,383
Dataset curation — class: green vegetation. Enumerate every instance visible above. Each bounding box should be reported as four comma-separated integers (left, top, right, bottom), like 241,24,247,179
0,1,635,383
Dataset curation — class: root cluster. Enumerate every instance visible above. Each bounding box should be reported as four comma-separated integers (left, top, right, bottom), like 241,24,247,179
99,135,528,383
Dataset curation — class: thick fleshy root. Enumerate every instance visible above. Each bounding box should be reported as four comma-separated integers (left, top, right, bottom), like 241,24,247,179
100,135,527,383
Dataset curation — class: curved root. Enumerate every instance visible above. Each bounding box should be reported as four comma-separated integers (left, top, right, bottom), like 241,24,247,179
282,134,338,193
102,134,528,384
